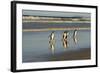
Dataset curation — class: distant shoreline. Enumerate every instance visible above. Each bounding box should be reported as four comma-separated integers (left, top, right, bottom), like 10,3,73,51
23,28,90,32
22,21,90,23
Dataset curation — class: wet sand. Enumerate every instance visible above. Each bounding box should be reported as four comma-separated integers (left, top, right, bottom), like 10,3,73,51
22,30,91,63
48,48,90,61
23,48,90,63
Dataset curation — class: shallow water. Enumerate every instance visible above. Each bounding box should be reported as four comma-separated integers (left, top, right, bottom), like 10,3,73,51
22,30,91,63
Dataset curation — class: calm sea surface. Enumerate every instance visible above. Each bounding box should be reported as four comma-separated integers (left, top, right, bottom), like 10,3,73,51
22,30,91,63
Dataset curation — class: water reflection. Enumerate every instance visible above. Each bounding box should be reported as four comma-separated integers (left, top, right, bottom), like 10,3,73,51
62,31,69,49
49,30,78,54
73,30,78,44
49,31,55,54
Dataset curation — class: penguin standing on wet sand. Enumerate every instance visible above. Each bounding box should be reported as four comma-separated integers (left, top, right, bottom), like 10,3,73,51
49,31,55,54
49,31,55,41
62,31,69,48
62,31,69,41
73,29,78,44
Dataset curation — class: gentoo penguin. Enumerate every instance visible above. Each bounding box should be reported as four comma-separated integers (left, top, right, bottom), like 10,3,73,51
73,29,78,44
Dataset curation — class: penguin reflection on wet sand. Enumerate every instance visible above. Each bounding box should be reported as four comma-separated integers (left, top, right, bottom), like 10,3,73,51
62,31,69,48
49,31,55,54
73,29,78,44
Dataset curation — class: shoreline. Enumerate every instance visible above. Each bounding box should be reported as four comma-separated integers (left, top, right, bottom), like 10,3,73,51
22,21,90,23
23,28,90,32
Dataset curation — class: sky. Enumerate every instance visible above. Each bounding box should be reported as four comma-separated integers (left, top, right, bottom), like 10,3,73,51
22,10,91,18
